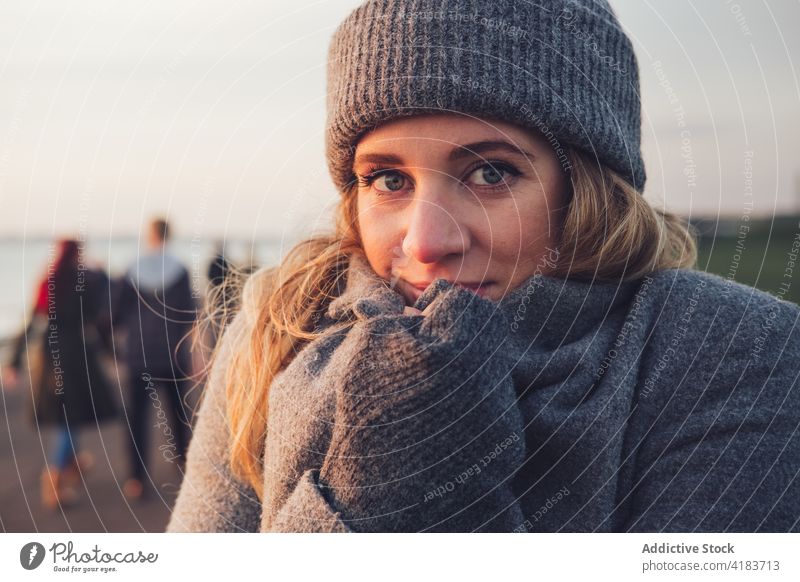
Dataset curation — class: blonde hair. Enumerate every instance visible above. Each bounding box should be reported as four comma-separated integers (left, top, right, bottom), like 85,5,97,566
212,147,696,499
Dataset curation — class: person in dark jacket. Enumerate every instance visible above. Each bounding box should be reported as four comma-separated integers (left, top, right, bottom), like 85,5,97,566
113,218,196,500
205,241,236,340
5,239,117,510
207,242,231,293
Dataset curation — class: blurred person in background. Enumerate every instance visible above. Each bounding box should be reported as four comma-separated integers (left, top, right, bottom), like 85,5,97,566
3,238,117,510
205,241,235,337
113,218,196,501
207,241,232,295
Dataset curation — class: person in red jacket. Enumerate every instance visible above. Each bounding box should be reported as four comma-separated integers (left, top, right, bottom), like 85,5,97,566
5,239,117,509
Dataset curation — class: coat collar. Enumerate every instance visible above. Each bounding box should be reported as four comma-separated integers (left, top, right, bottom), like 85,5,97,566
501,272,642,354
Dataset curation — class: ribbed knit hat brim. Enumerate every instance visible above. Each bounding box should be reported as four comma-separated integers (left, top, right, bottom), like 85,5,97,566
326,0,645,193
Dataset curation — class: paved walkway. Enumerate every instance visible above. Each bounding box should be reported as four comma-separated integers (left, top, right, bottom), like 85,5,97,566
0,369,201,533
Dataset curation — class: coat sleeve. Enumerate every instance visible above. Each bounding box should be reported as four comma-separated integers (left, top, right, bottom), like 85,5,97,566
268,470,351,533
110,274,136,329
9,278,48,369
166,310,262,532
9,314,37,370
624,295,800,532
269,283,527,532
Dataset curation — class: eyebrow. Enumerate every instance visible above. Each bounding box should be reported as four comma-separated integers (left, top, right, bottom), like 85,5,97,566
353,140,535,167
448,140,535,162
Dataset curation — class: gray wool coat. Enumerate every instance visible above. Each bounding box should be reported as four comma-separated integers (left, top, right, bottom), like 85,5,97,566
167,254,800,532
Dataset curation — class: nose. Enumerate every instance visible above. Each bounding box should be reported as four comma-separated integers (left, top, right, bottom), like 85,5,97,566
401,186,469,264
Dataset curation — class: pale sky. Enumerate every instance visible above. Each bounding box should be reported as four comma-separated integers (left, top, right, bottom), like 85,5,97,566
1,0,798,240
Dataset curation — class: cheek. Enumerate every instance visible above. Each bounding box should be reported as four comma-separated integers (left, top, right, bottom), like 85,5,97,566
357,200,400,274
521,171,566,245
520,200,561,250
481,194,560,259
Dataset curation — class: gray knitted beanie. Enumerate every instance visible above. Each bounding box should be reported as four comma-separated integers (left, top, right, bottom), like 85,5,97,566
325,0,645,193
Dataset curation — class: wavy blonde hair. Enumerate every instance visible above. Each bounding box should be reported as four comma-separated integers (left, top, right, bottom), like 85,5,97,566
211,146,697,499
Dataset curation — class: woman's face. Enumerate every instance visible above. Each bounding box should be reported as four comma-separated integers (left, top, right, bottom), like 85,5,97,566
354,114,568,306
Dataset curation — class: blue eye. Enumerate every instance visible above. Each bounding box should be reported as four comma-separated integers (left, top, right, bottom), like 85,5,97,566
357,169,407,193
375,171,405,192
467,163,517,187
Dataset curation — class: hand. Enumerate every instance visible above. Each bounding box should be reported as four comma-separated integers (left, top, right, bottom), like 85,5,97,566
318,285,524,532
394,277,451,317
403,301,437,317
398,279,451,317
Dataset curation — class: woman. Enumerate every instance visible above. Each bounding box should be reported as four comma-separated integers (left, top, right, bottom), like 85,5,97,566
168,0,800,532
6,239,117,509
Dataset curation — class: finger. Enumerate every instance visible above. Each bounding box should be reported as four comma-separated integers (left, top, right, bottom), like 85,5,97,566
421,296,441,317
403,306,423,316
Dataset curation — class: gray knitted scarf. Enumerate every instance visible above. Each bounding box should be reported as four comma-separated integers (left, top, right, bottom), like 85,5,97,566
168,253,800,532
